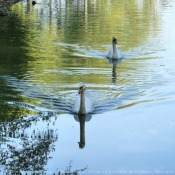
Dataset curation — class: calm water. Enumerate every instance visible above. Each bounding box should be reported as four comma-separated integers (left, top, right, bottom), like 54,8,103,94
0,0,175,174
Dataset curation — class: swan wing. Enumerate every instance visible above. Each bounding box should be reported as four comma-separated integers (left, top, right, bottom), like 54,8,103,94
107,50,113,59
85,96,94,113
107,49,122,59
72,96,80,113
117,49,123,59
72,96,94,114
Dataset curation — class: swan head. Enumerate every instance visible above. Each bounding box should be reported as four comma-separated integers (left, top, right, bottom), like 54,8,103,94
32,1,36,5
112,37,117,44
78,85,86,94
78,142,85,149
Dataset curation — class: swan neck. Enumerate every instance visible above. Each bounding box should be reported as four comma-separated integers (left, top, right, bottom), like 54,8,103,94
113,42,118,58
79,89,86,114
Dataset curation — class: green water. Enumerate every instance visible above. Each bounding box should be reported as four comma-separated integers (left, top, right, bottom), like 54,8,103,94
0,0,175,174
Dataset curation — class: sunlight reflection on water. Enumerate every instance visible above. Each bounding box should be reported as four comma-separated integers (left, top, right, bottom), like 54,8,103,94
1,0,175,174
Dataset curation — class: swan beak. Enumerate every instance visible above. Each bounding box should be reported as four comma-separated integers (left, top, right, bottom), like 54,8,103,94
78,89,83,94
78,85,85,94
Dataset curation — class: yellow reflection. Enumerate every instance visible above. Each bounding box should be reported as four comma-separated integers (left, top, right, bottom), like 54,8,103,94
10,0,161,88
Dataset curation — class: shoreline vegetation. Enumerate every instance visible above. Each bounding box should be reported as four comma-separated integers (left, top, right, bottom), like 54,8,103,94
0,0,22,16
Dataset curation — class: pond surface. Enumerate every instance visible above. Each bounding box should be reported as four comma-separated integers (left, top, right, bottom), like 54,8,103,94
0,0,175,174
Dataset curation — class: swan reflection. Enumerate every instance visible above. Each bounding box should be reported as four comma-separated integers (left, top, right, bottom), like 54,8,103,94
108,58,123,83
74,114,92,149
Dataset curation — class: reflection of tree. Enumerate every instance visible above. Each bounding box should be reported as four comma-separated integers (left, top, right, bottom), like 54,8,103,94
0,3,33,121
58,160,88,175
0,114,88,174
0,114,58,173
2,135,55,172
0,0,162,90
0,12,30,76
0,102,37,122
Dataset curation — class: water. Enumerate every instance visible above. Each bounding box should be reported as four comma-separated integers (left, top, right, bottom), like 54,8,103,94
0,0,175,174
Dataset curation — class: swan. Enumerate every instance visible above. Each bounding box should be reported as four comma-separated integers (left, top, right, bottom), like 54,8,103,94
107,37,123,59
72,85,94,114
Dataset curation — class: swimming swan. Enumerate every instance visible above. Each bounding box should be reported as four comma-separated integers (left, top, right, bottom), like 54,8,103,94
107,37,123,59
72,85,94,114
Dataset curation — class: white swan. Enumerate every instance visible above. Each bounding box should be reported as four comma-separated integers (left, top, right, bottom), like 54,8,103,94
107,37,123,59
72,85,94,114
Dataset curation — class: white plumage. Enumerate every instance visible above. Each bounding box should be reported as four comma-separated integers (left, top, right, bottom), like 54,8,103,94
107,37,123,59
72,85,94,114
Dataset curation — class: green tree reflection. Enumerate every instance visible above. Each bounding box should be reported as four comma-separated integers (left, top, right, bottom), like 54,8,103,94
0,113,58,173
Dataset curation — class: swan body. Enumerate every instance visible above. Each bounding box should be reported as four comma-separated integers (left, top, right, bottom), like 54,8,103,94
72,85,94,114
107,37,123,59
